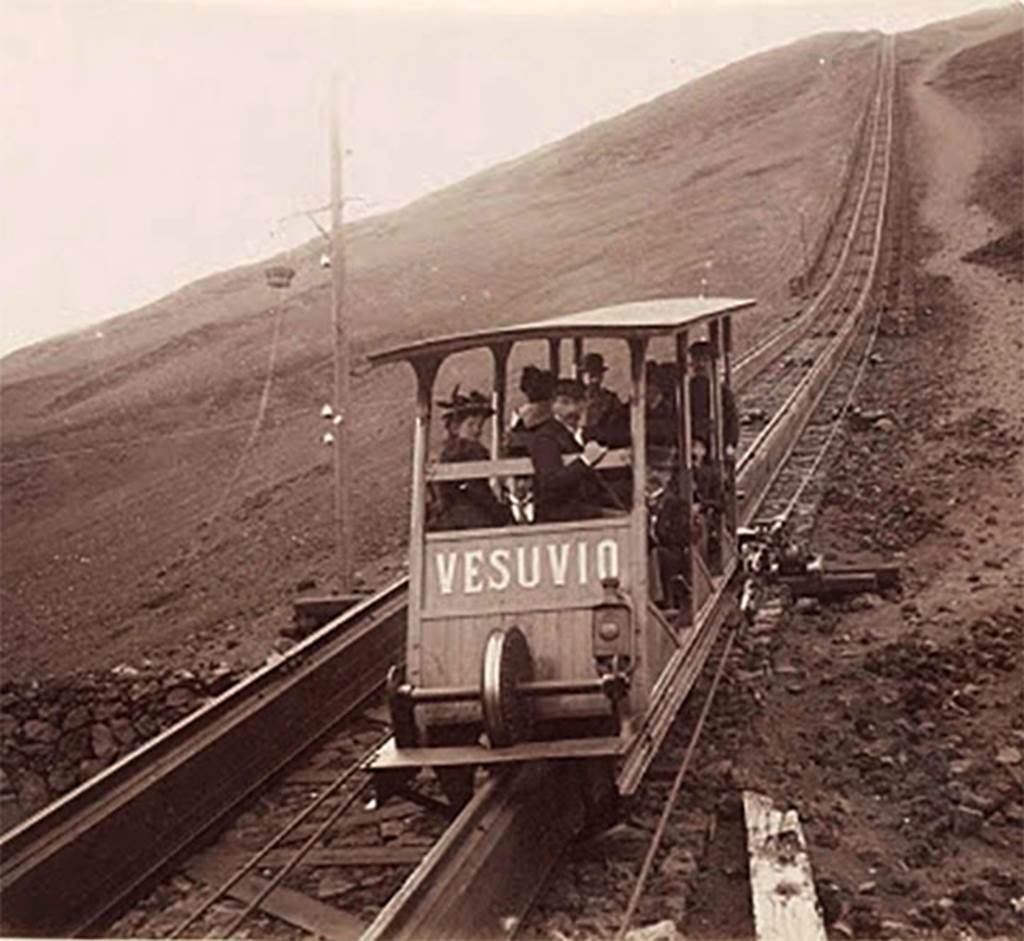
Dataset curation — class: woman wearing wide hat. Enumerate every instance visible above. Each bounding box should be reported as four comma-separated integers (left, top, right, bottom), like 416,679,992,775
429,386,512,531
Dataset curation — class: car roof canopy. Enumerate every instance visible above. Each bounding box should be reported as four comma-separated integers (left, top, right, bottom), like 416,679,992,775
368,296,756,367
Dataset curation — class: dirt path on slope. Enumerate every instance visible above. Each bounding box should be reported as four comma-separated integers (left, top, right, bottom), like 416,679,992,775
679,28,1022,941
913,34,1023,424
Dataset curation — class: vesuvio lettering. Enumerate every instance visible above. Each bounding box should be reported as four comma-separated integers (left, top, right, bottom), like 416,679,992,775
432,539,620,596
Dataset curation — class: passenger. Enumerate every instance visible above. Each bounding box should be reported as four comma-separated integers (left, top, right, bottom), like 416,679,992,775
691,435,724,572
691,437,723,511
429,387,512,531
647,465,691,610
527,378,610,522
506,365,556,456
646,361,680,450
580,352,630,447
689,341,739,455
505,365,555,524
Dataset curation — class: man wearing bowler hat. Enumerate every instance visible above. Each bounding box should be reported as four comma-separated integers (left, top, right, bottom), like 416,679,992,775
580,352,629,446
527,378,611,522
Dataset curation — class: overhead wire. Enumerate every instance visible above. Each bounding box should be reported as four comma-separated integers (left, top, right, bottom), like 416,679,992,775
199,297,288,530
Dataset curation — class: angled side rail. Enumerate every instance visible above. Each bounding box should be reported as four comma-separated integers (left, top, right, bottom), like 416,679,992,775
0,581,409,937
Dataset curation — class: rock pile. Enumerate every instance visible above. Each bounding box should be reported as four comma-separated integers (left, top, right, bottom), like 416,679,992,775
0,662,239,832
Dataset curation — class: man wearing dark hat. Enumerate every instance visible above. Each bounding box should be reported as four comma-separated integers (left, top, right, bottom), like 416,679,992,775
580,352,629,446
430,387,511,531
688,341,739,454
527,378,610,522
646,361,681,449
506,365,556,457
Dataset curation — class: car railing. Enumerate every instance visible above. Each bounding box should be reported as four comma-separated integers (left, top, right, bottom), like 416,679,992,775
425,448,632,481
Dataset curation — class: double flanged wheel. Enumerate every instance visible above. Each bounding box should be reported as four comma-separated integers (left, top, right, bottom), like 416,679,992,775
481,626,535,747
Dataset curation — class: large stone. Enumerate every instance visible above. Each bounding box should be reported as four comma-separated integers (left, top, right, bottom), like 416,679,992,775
91,723,117,759
134,715,159,739
0,712,18,737
129,680,160,703
94,700,126,721
62,705,92,731
995,746,1022,766
850,900,883,938
15,769,49,812
48,764,79,794
165,687,195,711
58,727,93,763
79,758,107,781
23,719,60,743
110,718,137,747
952,804,984,836
948,758,974,776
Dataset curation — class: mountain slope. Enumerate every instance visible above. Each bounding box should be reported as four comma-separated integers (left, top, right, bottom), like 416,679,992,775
1,29,884,677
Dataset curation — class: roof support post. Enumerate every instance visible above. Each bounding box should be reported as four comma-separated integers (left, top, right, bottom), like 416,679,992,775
407,356,441,686
548,337,561,377
572,338,584,378
675,330,694,626
489,343,511,456
628,337,649,681
721,315,738,536
489,343,512,495
707,320,726,575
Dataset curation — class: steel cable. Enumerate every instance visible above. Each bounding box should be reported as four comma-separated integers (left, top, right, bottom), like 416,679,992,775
615,627,736,941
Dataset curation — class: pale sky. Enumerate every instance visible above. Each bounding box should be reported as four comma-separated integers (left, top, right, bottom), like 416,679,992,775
0,0,995,356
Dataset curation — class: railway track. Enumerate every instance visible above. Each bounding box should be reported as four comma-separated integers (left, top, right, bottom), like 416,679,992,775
370,36,897,941
1,36,898,941
527,37,902,937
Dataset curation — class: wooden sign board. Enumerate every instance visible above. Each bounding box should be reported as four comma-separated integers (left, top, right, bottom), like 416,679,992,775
422,519,631,617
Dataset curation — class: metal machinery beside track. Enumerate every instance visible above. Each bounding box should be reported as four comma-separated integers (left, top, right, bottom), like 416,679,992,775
0,35,895,941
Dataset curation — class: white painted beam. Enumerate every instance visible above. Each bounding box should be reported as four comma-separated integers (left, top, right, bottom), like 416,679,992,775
743,790,827,941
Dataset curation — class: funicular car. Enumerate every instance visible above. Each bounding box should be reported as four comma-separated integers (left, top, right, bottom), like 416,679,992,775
367,297,755,804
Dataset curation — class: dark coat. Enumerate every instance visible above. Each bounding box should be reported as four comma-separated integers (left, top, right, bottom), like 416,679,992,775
430,438,511,531
689,375,740,450
527,418,605,523
692,457,724,511
646,396,679,449
505,401,552,457
584,386,630,447
651,486,691,547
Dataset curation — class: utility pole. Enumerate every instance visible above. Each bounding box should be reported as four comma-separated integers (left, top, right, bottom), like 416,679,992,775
329,76,352,592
